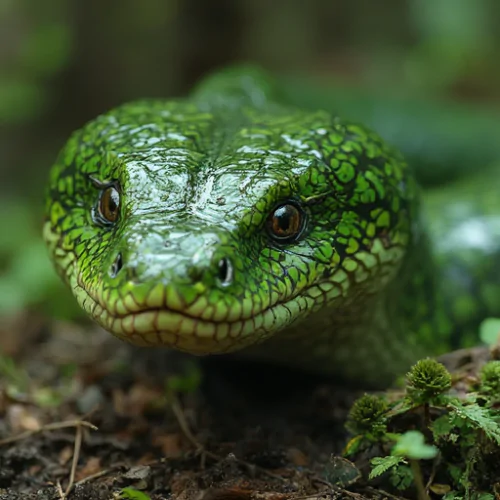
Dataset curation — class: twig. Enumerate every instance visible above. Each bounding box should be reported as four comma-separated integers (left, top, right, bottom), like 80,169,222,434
57,466,124,499
286,489,332,500
169,390,204,453
168,390,285,482
0,419,97,446
74,465,122,487
365,486,410,500
56,480,65,499
64,422,84,497
424,455,439,494
331,487,364,499
0,417,99,499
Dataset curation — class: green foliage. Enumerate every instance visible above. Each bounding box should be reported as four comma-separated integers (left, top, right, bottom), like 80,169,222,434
407,0,494,93
389,464,414,491
479,318,500,347
446,399,500,445
431,414,456,441
443,493,495,500
369,431,436,494
0,198,82,319
165,362,202,395
345,357,500,496
369,456,414,491
0,354,30,395
119,488,152,500
0,352,77,406
479,360,500,397
406,358,451,405
345,393,388,436
369,455,404,480
0,0,72,126
392,430,438,460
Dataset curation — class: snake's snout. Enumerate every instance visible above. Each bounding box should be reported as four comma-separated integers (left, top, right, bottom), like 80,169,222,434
216,256,234,286
109,253,124,278
106,227,236,292
188,255,234,287
89,230,251,353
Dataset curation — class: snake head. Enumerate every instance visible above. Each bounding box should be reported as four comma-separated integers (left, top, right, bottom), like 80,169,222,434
44,95,418,356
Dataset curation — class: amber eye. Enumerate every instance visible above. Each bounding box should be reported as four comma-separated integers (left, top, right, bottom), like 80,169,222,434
98,186,120,223
266,203,305,243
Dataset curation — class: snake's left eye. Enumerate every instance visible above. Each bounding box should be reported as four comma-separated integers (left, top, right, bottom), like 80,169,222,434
266,203,305,243
98,186,120,223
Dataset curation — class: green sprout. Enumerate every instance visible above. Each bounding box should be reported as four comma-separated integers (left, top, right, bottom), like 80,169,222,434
479,317,500,347
119,488,151,499
165,361,202,395
479,360,500,398
346,393,388,436
406,358,451,405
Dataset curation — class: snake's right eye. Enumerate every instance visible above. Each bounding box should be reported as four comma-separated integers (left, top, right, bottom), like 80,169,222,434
266,202,305,243
98,186,120,224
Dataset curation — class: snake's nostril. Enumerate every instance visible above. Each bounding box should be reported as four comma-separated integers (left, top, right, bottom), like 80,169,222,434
217,257,233,286
109,253,123,278
187,265,203,282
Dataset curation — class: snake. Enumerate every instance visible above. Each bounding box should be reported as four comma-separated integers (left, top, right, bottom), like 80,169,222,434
43,66,500,385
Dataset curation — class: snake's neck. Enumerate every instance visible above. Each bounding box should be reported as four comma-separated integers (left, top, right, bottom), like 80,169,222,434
244,296,425,385
242,230,444,386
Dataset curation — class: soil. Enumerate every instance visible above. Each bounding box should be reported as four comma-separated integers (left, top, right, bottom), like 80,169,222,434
0,314,490,500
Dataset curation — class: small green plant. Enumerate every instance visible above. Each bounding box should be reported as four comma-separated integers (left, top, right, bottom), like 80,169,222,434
119,488,152,499
346,393,388,436
392,430,438,460
479,317,500,347
344,394,391,456
370,431,437,500
406,358,451,405
0,354,30,396
479,360,500,399
165,361,202,396
344,356,500,497
405,358,452,428
0,353,78,407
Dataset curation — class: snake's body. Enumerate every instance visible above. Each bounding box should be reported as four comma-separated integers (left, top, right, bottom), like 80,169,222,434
44,67,500,385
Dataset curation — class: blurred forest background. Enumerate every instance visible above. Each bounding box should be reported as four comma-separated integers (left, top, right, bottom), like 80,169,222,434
1,0,500,322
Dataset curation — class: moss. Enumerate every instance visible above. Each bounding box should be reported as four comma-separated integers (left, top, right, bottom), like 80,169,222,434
406,358,451,404
344,356,500,497
345,393,388,436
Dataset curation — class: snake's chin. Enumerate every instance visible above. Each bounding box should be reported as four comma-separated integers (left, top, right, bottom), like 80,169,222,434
75,278,269,354
100,307,268,355
77,274,332,356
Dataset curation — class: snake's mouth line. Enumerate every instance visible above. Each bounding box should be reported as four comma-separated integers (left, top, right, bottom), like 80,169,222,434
76,278,333,354
106,307,271,353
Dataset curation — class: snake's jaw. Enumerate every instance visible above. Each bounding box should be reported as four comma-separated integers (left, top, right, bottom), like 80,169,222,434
68,224,267,353
62,220,409,357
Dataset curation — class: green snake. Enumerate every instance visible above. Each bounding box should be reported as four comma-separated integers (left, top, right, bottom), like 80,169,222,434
43,66,500,385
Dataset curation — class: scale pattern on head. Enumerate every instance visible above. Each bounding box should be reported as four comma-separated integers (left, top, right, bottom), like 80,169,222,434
44,85,418,355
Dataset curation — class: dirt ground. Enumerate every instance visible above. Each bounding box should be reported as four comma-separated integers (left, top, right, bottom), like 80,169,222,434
0,313,491,500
